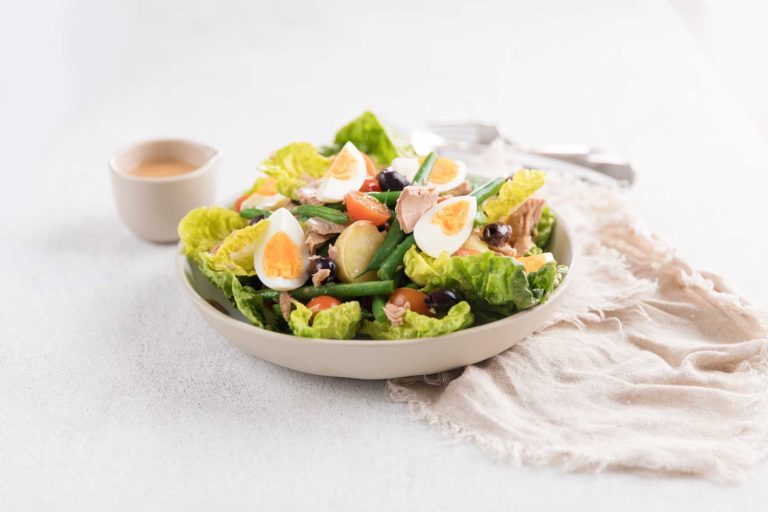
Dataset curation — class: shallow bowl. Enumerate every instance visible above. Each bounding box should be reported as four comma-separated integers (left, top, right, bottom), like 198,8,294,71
176,211,575,379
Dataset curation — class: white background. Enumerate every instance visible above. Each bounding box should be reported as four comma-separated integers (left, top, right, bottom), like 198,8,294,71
2,1,768,510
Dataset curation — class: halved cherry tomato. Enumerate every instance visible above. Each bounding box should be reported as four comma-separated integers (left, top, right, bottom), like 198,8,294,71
359,177,381,192
344,191,391,226
388,288,432,316
362,152,377,177
306,295,342,317
233,192,252,212
454,248,481,257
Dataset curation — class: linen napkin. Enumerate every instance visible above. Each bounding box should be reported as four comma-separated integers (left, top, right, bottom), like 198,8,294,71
388,174,768,482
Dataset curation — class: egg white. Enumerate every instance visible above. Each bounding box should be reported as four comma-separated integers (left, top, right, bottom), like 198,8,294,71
240,191,290,210
426,158,467,193
391,157,420,181
254,208,309,291
316,141,367,202
392,156,467,193
413,196,477,258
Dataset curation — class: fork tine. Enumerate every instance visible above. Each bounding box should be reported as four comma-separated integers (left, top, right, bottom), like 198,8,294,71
427,124,480,137
427,122,481,132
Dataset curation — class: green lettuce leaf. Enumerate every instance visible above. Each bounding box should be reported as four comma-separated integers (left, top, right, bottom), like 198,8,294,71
527,261,558,303
259,142,332,200
230,278,282,330
206,220,269,276
535,206,556,249
359,301,473,340
331,111,415,166
524,246,543,256
288,300,362,340
178,207,248,259
483,169,546,222
403,247,537,310
198,256,236,298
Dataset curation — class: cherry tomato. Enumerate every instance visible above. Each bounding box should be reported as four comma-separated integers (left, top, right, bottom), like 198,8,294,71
359,177,381,192
388,288,432,316
306,296,342,317
344,191,391,226
362,152,377,177
233,192,251,212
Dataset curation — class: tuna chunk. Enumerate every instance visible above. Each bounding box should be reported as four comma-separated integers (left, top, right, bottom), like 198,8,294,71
304,217,346,255
311,268,331,287
279,292,293,321
383,302,408,326
507,197,545,255
395,185,439,233
296,181,323,205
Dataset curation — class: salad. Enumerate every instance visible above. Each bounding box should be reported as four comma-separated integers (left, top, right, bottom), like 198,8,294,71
178,112,567,340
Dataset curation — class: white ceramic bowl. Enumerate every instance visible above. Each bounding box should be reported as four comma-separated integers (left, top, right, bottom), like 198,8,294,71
176,212,575,379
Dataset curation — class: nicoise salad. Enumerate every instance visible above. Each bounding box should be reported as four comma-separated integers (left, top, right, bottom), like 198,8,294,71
178,112,567,340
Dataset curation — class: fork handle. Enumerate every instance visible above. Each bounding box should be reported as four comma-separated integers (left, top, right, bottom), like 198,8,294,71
512,143,595,160
511,141,635,185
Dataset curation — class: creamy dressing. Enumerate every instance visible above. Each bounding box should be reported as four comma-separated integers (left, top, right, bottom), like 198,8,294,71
130,158,197,178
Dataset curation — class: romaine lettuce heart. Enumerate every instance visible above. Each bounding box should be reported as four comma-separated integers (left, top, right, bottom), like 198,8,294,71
288,300,362,340
207,220,269,276
359,301,473,340
330,111,415,166
258,142,331,200
483,169,546,223
178,207,248,259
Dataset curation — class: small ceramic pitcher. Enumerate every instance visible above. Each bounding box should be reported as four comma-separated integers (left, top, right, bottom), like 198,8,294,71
110,139,219,242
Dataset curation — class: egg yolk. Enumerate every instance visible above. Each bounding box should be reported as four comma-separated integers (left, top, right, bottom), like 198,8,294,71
263,232,302,279
328,149,357,180
254,178,277,196
431,200,470,236
516,254,547,273
419,156,458,185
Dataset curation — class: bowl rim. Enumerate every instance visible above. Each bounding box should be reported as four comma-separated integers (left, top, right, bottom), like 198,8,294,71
109,138,220,184
176,208,577,347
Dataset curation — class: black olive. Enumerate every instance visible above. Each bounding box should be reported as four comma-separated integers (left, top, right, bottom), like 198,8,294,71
239,275,262,288
482,222,513,247
308,256,337,284
425,289,460,313
377,168,410,191
248,215,266,225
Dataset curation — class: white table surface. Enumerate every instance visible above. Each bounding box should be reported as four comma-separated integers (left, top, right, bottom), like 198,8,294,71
2,1,767,510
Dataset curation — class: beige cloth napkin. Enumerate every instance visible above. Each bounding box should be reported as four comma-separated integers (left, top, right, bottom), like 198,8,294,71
388,175,768,482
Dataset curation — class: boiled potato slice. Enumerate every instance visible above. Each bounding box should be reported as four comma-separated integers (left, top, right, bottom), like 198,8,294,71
334,220,385,283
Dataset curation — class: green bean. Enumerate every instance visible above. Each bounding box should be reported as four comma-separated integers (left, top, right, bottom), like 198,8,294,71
366,191,401,207
377,234,415,281
254,280,395,301
292,205,349,224
469,177,505,205
372,295,388,323
473,210,487,227
365,220,405,272
411,151,438,185
239,208,272,220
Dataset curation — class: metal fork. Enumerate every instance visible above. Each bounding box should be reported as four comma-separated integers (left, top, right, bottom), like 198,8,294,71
427,121,636,185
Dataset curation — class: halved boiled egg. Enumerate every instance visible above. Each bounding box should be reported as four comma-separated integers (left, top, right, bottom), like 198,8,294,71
241,177,290,210
254,207,309,291
413,196,477,258
391,156,467,193
515,252,555,273
420,156,467,193
316,141,367,202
